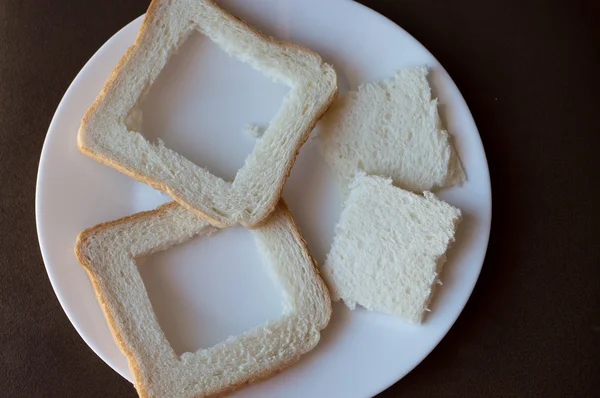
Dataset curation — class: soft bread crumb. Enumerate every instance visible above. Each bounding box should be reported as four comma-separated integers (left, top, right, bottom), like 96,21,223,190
317,66,465,196
322,173,462,324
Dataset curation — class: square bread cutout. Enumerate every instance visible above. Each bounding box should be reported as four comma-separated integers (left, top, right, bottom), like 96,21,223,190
322,174,461,324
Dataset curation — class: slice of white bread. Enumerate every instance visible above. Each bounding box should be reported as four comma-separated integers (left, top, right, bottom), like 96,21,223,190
78,0,337,228
74,202,331,397
317,66,464,195
322,174,461,324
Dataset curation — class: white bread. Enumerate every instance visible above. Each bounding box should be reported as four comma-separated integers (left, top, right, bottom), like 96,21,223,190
322,174,461,324
74,202,331,397
78,0,338,228
317,66,464,195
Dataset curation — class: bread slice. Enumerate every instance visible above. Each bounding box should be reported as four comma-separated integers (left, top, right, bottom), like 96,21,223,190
78,0,337,228
317,66,464,196
322,174,461,324
74,202,331,397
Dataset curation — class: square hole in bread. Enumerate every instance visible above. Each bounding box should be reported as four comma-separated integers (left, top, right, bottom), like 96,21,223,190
137,225,283,355
137,31,289,182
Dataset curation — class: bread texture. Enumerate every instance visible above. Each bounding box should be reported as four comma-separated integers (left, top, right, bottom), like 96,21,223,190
317,66,464,196
74,202,331,397
322,174,461,324
78,0,338,228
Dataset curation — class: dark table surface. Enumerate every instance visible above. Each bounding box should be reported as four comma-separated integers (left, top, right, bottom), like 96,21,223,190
1,0,599,397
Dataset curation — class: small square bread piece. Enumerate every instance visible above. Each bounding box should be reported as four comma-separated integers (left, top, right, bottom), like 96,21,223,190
318,66,464,195
322,174,462,324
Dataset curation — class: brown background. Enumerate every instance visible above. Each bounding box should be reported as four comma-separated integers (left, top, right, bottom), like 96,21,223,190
1,0,599,397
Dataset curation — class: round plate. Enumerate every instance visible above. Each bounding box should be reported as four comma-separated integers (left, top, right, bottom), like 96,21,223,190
36,0,491,397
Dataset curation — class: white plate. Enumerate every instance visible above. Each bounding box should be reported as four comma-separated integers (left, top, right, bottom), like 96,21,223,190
36,0,491,396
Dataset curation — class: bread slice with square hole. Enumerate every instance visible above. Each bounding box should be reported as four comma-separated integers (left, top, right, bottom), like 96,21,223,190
78,0,337,228
74,201,331,398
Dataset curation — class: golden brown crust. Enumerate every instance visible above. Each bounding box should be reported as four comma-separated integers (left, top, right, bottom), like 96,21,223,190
78,0,338,229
